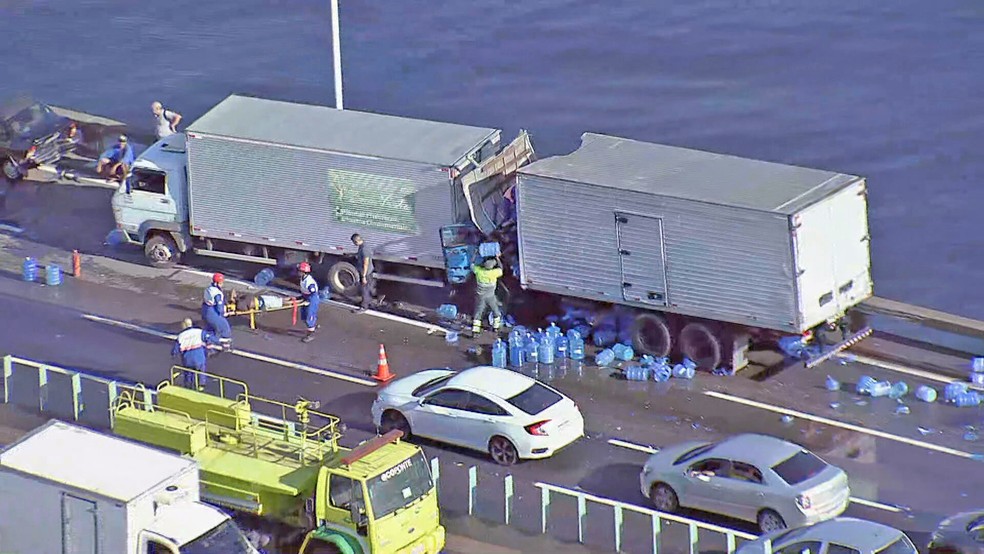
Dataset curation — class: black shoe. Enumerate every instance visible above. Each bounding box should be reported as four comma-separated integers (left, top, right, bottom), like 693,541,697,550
301,334,315,343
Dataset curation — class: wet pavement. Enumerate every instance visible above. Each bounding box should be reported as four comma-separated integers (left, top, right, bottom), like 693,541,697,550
0,179,982,551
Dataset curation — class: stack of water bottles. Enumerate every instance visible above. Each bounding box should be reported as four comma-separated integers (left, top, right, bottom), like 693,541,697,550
970,357,984,387
505,323,586,369
943,381,982,408
856,375,939,404
624,356,696,382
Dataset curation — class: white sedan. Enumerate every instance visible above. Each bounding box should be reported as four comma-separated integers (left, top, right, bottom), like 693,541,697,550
371,366,584,465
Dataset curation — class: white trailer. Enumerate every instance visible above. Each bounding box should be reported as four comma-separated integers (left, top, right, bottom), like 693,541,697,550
0,420,258,554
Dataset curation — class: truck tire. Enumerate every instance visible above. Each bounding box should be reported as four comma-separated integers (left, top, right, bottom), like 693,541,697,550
632,313,672,358
679,322,723,370
144,233,180,268
327,261,359,297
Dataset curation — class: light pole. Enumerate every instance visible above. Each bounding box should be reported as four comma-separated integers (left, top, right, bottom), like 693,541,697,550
330,0,344,109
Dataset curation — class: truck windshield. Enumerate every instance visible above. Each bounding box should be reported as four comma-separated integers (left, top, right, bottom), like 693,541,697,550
366,451,433,520
182,520,258,554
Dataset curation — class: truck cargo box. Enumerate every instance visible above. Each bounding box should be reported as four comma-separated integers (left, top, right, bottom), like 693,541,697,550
185,95,501,268
0,420,200,554
515,133,873,333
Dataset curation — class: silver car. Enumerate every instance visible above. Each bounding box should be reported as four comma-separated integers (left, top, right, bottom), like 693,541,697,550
639,434,850,533
737,518,918,554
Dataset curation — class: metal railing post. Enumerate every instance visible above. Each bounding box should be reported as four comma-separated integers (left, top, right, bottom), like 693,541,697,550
688,521,699,554
577,494,587,543
38,365,48,412
70,372,83,420
727,533,737,554
764,538,773,554
540,487,550,534
504,474,513,525
430,457,440,493
614,504,624,552
3,355,11,404
651,514,661,554
467,466,477,516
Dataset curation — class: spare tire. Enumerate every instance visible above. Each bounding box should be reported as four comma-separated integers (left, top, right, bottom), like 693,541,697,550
679,322,723,370
632,313,672,358
327,261,359,297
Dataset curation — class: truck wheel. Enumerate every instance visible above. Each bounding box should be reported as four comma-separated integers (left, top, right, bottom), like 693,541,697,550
327,261,359,296
2,157,24,182
632,313,672,358
144,233,180,268
679,322,722,370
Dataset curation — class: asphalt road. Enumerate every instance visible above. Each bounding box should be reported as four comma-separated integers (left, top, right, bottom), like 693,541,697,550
0,266,981,552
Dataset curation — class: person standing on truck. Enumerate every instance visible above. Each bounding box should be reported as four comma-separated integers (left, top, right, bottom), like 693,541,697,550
297,262,320,343
201,273,233,348
152,101,182,141
172,318,220,389
351,233,377,313
95,135,134,182
471,255,504,336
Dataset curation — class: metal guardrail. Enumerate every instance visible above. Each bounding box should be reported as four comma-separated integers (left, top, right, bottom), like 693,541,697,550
428,457,761,554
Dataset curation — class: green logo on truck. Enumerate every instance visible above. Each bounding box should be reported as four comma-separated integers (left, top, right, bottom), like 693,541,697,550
328,168,418,234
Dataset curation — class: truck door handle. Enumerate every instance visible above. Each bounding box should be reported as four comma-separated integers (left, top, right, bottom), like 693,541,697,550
619,249,630,255
622,282,633,288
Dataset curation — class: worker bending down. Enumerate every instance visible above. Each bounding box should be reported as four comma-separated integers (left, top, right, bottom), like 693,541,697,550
172,318,220,389
472,255,503,335
202,273,233,347
297,262,320,343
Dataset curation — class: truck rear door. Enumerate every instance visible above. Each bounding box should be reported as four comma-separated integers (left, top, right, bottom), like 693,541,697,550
792,179,873,329
62,493,98,554
615,212,669,307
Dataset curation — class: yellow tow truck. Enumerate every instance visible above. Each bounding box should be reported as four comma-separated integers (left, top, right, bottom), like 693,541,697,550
110,368,445,554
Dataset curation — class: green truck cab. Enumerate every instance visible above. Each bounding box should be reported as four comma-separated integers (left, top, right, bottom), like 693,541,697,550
110,368,445,554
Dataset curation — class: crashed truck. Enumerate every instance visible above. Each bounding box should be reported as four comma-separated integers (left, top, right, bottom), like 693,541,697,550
111,94,873,371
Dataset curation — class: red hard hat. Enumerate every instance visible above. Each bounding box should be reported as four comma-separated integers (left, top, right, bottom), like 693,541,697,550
298,262,311,273
213,273,224,284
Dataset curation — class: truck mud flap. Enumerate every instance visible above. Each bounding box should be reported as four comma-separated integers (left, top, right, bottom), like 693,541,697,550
804,326,873,369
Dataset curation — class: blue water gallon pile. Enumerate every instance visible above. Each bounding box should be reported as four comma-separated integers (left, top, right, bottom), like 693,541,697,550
22,258,38,282
45,264,62,286
491,339,507,368
478,242,501,257
436,304,458,320
944,382,969,403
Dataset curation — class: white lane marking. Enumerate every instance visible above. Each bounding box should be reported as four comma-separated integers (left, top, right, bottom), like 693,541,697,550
81,313,377,387
704,390,978,460
848,496,904,513
843,353,984,392
179,268,452,336
606,436,901,513
607,438,659,454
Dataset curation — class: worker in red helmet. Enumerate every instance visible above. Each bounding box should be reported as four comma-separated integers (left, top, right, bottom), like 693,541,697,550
297,262,320,343
201,272,232,348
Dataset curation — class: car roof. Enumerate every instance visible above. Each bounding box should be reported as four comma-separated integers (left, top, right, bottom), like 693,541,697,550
446,366,537,400
776,518,903,550
708,434,804,467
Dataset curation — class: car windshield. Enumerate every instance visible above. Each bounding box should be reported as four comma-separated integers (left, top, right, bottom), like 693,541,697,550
181,520,258,554
8,104,49,134
771,450,828,485
875,537,917,554
366,451,433,520
673,443,717,465
412,374,453,397
505,382,562,415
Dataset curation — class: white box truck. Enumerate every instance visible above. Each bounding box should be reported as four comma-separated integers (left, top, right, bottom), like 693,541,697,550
0,420,259,554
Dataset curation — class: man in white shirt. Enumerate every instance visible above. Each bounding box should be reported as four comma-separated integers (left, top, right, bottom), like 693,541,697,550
152,101,182,141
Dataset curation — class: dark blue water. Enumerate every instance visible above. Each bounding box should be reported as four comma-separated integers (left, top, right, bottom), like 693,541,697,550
4,0,983,318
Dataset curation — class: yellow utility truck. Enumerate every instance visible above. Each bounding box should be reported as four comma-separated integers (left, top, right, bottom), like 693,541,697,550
111,368,445,554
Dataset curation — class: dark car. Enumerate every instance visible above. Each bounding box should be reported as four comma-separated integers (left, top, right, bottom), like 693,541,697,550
929,511,984,554
0,97,77,181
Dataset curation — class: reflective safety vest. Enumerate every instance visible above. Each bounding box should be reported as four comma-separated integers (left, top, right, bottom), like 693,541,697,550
176,328,206,352
203,285,223,306
300,274,318,299
472,265,503,295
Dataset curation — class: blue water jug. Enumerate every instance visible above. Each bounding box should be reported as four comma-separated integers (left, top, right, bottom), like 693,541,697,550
652,365,672,383
555,336,569,359
569,337,586,361
445,331,459,345
973,357,984,373
437,304,458,320
22,257,37,282
254,268,275,286
45,264,62,286
868,380,892,398
825,375,840,391
546,322,562,340
856,375,877,395
972,373,984,386
888,381,908,399
492,339,507,368
915,385,937,403
595,348,615,367
954,391,981,408
525,337,539,364
508,342,524,367
566,329,582,343
672,364,695,380
612,343,635,362
624,365,650,381
944,382,969,403
318,289,332,301
478,242,501,257
538,336,556,365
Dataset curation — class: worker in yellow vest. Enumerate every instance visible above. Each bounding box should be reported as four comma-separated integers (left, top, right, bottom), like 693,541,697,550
472,255,503,335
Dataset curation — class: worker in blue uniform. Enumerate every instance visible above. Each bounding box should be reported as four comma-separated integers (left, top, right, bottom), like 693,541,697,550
201,272,233,348
297,262,320,343
172,318,220,389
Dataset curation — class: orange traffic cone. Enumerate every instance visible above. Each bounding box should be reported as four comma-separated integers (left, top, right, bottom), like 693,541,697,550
374,344,395,382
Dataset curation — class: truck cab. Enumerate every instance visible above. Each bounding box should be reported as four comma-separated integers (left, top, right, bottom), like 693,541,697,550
111,133,190,265
141,501,260,554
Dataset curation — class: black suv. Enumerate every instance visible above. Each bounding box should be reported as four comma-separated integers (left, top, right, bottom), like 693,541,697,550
0,97,77,182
